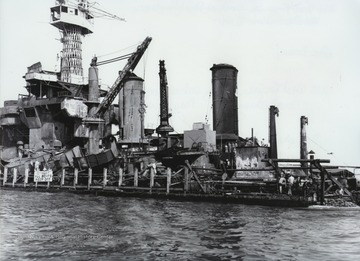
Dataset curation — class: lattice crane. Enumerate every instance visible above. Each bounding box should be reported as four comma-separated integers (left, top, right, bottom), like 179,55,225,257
93,37,152,117
50,0,126,84
156,60,174,136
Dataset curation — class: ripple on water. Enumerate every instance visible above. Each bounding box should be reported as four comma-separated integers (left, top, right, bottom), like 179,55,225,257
1,190,360,260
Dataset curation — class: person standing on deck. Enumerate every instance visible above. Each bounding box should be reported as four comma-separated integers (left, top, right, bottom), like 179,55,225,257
287,174,295,195
309,178,318,202
278,175,286,194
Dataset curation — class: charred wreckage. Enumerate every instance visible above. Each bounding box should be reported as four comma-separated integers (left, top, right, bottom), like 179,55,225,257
1,0,359,207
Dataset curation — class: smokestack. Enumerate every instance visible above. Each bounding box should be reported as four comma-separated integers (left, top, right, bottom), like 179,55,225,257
210,64,238,136
118,74,145,142
156,60,174,136
300,116,308,172
269,105,279,160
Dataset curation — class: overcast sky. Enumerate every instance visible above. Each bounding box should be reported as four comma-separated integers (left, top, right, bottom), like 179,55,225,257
0,0,359,167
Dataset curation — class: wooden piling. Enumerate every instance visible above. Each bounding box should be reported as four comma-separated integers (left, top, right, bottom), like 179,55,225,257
118,168,123,187
166,167,171,194
222,172,227,190
61,168,65,187
103,168,108,189
88,168,92,190
134,168,138,187
24,168,29,187
320,170,325,205
12,168,17,187
47,169,50,189
150,167,155,193
3,167,8,185
184,167,189,194
74,168,78,189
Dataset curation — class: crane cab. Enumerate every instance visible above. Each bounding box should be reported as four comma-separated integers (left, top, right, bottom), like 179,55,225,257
50,0,94,35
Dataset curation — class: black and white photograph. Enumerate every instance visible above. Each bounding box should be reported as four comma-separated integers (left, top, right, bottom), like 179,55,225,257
0,0,359,260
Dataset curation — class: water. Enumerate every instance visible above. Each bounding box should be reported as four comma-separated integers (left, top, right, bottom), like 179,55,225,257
1,190,360,260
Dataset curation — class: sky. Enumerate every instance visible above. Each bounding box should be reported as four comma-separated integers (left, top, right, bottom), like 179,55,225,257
0,0,359,167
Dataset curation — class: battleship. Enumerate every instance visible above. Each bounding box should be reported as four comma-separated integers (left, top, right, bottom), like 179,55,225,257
1,0,359,207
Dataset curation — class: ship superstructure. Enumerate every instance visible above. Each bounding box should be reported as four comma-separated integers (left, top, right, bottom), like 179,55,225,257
0,1,151,166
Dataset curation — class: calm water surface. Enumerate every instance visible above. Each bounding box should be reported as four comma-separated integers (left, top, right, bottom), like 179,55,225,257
0,190,359,260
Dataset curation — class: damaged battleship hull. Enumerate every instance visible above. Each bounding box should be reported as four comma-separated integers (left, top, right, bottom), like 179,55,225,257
1,0,358,208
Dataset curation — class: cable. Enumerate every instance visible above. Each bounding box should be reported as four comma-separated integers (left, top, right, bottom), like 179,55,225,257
97,43,138,59
91,5,126,21
308,136,347,165
96,53,133,66
97,54,132,65
142,48,149,90
307,136,330,154
57,0,125,21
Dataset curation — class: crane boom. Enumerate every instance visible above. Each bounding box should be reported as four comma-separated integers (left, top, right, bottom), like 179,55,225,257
156,60,173,135
94,37,152,117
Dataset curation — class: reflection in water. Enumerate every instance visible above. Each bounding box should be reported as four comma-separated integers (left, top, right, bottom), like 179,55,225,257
0,190,360,260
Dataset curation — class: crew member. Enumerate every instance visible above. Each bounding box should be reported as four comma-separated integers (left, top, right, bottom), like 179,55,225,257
278,175,286,194
287,174,295,195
